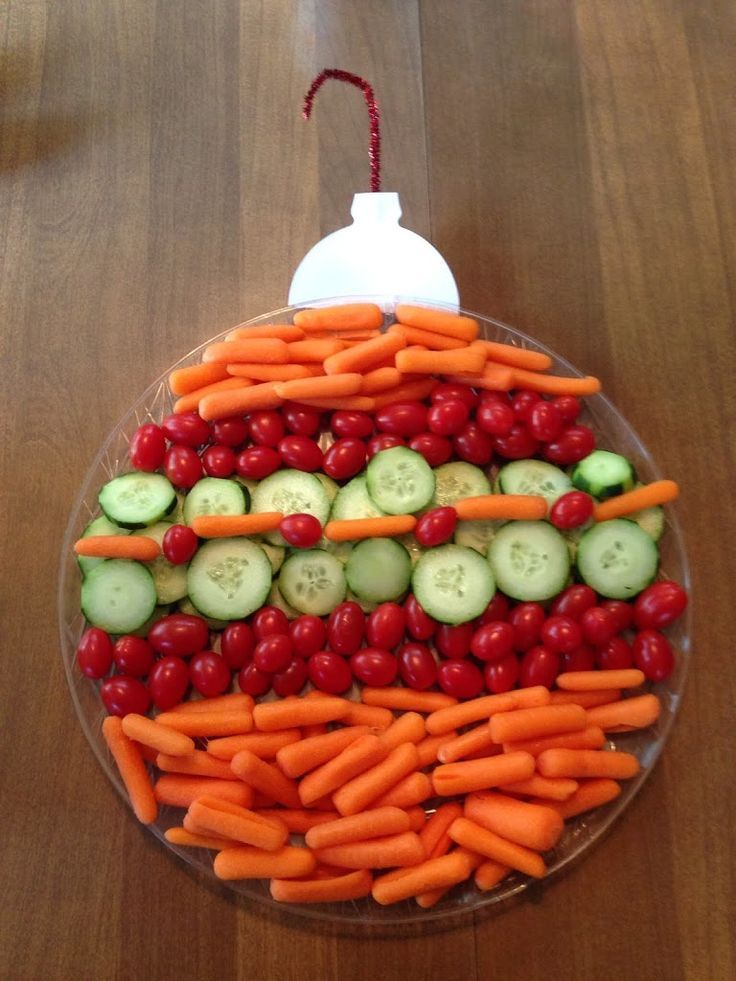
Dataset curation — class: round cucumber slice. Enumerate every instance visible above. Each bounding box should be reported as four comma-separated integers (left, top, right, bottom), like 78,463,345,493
453,518,503,555
576,519,658,599
330,475,386,522
182,477,248,526
251,470,331,546
345,538,412,603
412,544,495,624
571,450,636,499
313,472,340,503
77,514,131,577
187,538,272,620
278,549,347,616
98,472,176,529
366,446,435,514
433,462,491,507
132,521,188,604
497,459,572,508
81,559,157,633
487,521,571,602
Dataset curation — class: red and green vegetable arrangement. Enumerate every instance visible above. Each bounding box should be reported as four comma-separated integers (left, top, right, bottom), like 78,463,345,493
72,301,687,908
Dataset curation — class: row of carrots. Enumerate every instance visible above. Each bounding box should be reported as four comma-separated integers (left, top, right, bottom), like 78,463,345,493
103,669,659,906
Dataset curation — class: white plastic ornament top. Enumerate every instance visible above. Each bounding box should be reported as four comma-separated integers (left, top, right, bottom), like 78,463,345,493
288,192,459,309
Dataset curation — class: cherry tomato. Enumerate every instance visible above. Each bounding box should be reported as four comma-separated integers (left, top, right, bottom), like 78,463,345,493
560,643,596,672
519,645,560,688
528,400,564,442
211,415,249,447
580,607,618,647
508,602,545,651
326,602,365,656
414,507,458,547
437,659,484,699
476,593,510,626
366,603,405,650
76,627,114,679
471,621,514,662
484,654,519,693
366,433,405,459
322,438,366,481
543,425,596,465
147,655,190,709
113,636,155,677
201,444,236,477
278,435,323,472
272,657,309,697
633,581,688,630
189,651,231,697
431,383,479,409
289,615,327,659
433,622,473,660
476,399,514,436
101,675,151,716
253,634,293,673
453,423,494,465
427,399,469,436
549,491,595,529
330,410,374,439
408,432,453,467
539,615,583,653
164,445,203,489
404,594,437,640
375,402,428,437
249,410,285,447
600,600,634,634
350,648,399,686
148,614,209,657
237,662,272,696
397,642,437,690
129,423,166,472
307,650,353,694
551,584,597,620
236,445,281,480
596,636,633,671
492,424,541,460
510,390,541,423
282,402,322,437
632,629,674,681
278,513,322,549
162,524,199,564
220,621,255,670
251,606,289,641
551,395,581,424
161,412,211,448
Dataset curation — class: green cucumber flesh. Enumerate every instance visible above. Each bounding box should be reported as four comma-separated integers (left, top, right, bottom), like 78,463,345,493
366,446,435,514
77,514,131,577
183,477,248,526
278,549,347,616
98,472,176,529
412,544,495,624
571,450,636,500
575,519,658,599
132,521,188,604
487,521,571,602
251,470,331,546
497,459,572,507
345,538,412,603
433,462,491,507
187,538,273,620
81,559,157,633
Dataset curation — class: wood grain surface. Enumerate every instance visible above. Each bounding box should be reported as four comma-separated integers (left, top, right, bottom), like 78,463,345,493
2,2,734,979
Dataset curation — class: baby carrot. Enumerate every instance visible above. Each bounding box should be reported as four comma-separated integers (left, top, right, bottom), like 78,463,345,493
387,323,467,351
155,750,234,780
171,693,255,715
474,860,511,892
191,512,283,538
474,340,553,371
444,363,514,392
225,363,313,381
419,802,464,859
154,775,253,809
372,849,476,906
270,869,373,904
225,323,305,342
305,806,411,850
501,775,579,801
371,772,433,810
536,748,640,780
74,536,160,561
207,730,301,761
230,750,302,808
294,303,384,331
395,305,479,343
361,688,457,713
548,689,621,708
339,702,393,730
174,377,251,414
449,817,546,878
360,366,404,394
489,704,588,745
154,710,252,738
102,716,157,824
437,724,496,764
295,396,377,412
274,373,363,402
324,515,416,542
426,689,552,737
164,827,233,850
432,752,536,797
120,714,194,757
309,327,381,340
188,796,289,850
298,734,389,807
509,367,602,396
322,332,406,376
199,382,282,420
585,694,661,732
276,726,369,779
416,733,458,767
333,743,421,817
168,361,231,395
255,809,338,834
286,338,345,361
556,669,645,691
539,778,622,819
370,378,437,409
465,791,564,852
253,696,351,732
203,338,288,364
405,806,427,833
454,494,548,522
314,831,425,870
214,844,316,881
379,712,426,751
502,725,606,757
593,480,679,521
395,346,486,377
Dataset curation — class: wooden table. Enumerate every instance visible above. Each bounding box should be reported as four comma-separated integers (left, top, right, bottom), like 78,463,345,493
3,2,734,979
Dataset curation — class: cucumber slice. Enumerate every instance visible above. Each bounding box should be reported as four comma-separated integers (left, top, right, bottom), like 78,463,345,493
454,519,502,556
571,450,636,499
259,541,286,574
251,470,331,546
267,581,300,620
169,491,186,525
77,514,131,577
497,459,572,508
183,477,248,526
235,476,259,500
81,559,157,633
433,462,491,507
178,596,229,630
576,519,658,599
313,472,340,503
330,475,386,522
278,549,347,616
487,521,571,602
629,504,665,542
98,472,176,529
396,533,425,566
187,538,272,620
412,544,495,624
345,538,412,603
366,446,435,514
132,521,188,604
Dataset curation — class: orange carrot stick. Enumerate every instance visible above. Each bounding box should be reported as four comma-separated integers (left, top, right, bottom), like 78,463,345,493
419,802,464,859
387,323,467,351
305,806,411,850
230,750,302,808
404,806,427,833
225,362,313,381
293,303,384,331
448,817,545,878
190,512,283,538
395,305,479,343
474,860,512,892
360,366,404,393
437,724,496,764
465,791,564,851
556,669,645,691
203,338,289,364
253,696,351,732
370,378,438,408
174,377,251,414
74,536,160,560
593,480,679,521
214,844,316,880
119,714,194,757
585,694,661,732
444,363,514,392
170,693,255,715
548,688,622,708
395,345,486,376
509,367,602,396
372,849,476,905
154,710,253,738
225,324,305,342
255,809,338,834
153,775,253,809
339,702,393,729
314,831,425,870
416,733,457,767
454,494,548,522
274,373,363,402
324,515,416,542
164,826,234,850
333,743,421,817
361,688,457,713
309,327,381,340
539,777,622,819
295,396,377,411
474,340,553,371
199,382,282,419
286,338,345,361
155,750,234,780
276,726,369,779
207,730,301,761
537,748,640,780
371,772,433,809
432,752,535,797
378,712,426,752
102,716,157,824
501,775,579,801
270,868,373,904
169,361,232,395
502,725,606,757
426,687,550,736
489,704,588,745
322,333,406,376
298,734,389,807
187,796,289,850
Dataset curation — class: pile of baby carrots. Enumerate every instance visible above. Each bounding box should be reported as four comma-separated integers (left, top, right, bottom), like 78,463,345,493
103,668,659,907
